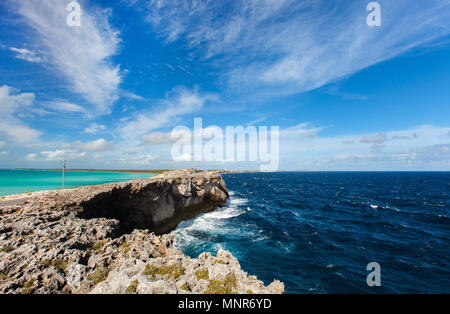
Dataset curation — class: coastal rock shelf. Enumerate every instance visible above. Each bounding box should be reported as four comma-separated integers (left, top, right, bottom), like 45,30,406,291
0,169,284,294
77,169,230,235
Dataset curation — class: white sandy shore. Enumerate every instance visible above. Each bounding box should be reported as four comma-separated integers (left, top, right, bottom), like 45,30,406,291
0,189,61,207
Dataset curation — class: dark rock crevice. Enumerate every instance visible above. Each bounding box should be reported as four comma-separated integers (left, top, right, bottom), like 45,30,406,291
76,173,229,236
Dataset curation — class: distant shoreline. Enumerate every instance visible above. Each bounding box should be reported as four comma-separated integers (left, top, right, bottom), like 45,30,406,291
12,168,169,174
11,169,258,174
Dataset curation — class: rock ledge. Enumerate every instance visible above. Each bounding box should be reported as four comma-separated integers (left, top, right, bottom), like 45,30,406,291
0,169,284,294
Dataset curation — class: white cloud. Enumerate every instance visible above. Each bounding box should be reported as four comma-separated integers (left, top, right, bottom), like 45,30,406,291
9,47,43,63
394,144,450,163
140,132,179,146
335,153,376,160
120,154,157,165
0,85,35,115
281,123,327,139
173,153,192,162
118,86,217,141
26,149,86,161
132,0,450,99
14,0,122,115
361,133,388,144
0,85,41,143
140,127,212,146
0,151,8,156
83,123,106,134
73,138,115,152
43,100,85,113
133,122,450,170
25,153,37,160
280,124,450,170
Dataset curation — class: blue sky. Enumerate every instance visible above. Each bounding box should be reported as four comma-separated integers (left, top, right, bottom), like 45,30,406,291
0,0,449,170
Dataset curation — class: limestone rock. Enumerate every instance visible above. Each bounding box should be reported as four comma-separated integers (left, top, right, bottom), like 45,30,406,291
0,169,283,294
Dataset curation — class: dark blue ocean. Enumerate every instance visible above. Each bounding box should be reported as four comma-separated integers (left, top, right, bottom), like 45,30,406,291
173,172,450,293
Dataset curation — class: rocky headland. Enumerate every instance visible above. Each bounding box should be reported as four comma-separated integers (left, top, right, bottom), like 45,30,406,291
0,169,284,294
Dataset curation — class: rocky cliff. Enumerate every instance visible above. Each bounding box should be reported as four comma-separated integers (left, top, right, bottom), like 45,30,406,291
0,169,284,294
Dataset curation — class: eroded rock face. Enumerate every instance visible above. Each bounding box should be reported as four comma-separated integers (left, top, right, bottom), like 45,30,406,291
76,169,229,235
0,169,284,294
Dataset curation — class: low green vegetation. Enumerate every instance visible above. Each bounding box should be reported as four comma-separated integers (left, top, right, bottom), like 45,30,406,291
38,259,68,271
181,283,190,292
143,264,185,279
87,266,109,285
0,272,8,281
213,259,227,265
21,279,35,294
204,273,237,294
0,246,14,253
120,241,131,253
125,279,139,293
195,269,209,280
247,289,253,294
92,240,106,254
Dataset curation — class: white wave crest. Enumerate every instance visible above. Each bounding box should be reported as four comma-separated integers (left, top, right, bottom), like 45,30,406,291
172,192,248,249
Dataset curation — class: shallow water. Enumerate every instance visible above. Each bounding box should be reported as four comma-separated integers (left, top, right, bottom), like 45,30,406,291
0,169,153,196
173,172,450,293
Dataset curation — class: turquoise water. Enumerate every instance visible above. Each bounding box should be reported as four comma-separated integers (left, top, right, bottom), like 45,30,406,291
0,169,154,196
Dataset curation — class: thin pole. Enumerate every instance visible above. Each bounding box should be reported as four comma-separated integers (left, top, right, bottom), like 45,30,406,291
62,159,66,189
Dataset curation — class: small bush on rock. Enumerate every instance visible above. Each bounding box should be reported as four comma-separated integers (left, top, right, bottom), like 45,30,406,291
125,279,139,293
195,269,209,280
143,264,185,279
87,266,109,285
204,273,237,294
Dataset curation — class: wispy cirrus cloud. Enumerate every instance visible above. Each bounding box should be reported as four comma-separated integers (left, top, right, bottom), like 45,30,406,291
281,123,328,139
9,47,43,63
43,100,86,114
118,86,218,141
13,0,122,115
130,0,450,98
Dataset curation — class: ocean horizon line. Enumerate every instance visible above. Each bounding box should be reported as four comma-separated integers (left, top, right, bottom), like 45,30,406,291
3,168,450,173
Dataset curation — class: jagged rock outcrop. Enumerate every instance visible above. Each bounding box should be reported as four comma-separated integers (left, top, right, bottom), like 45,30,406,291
76,169,230,235
0,169,284,294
